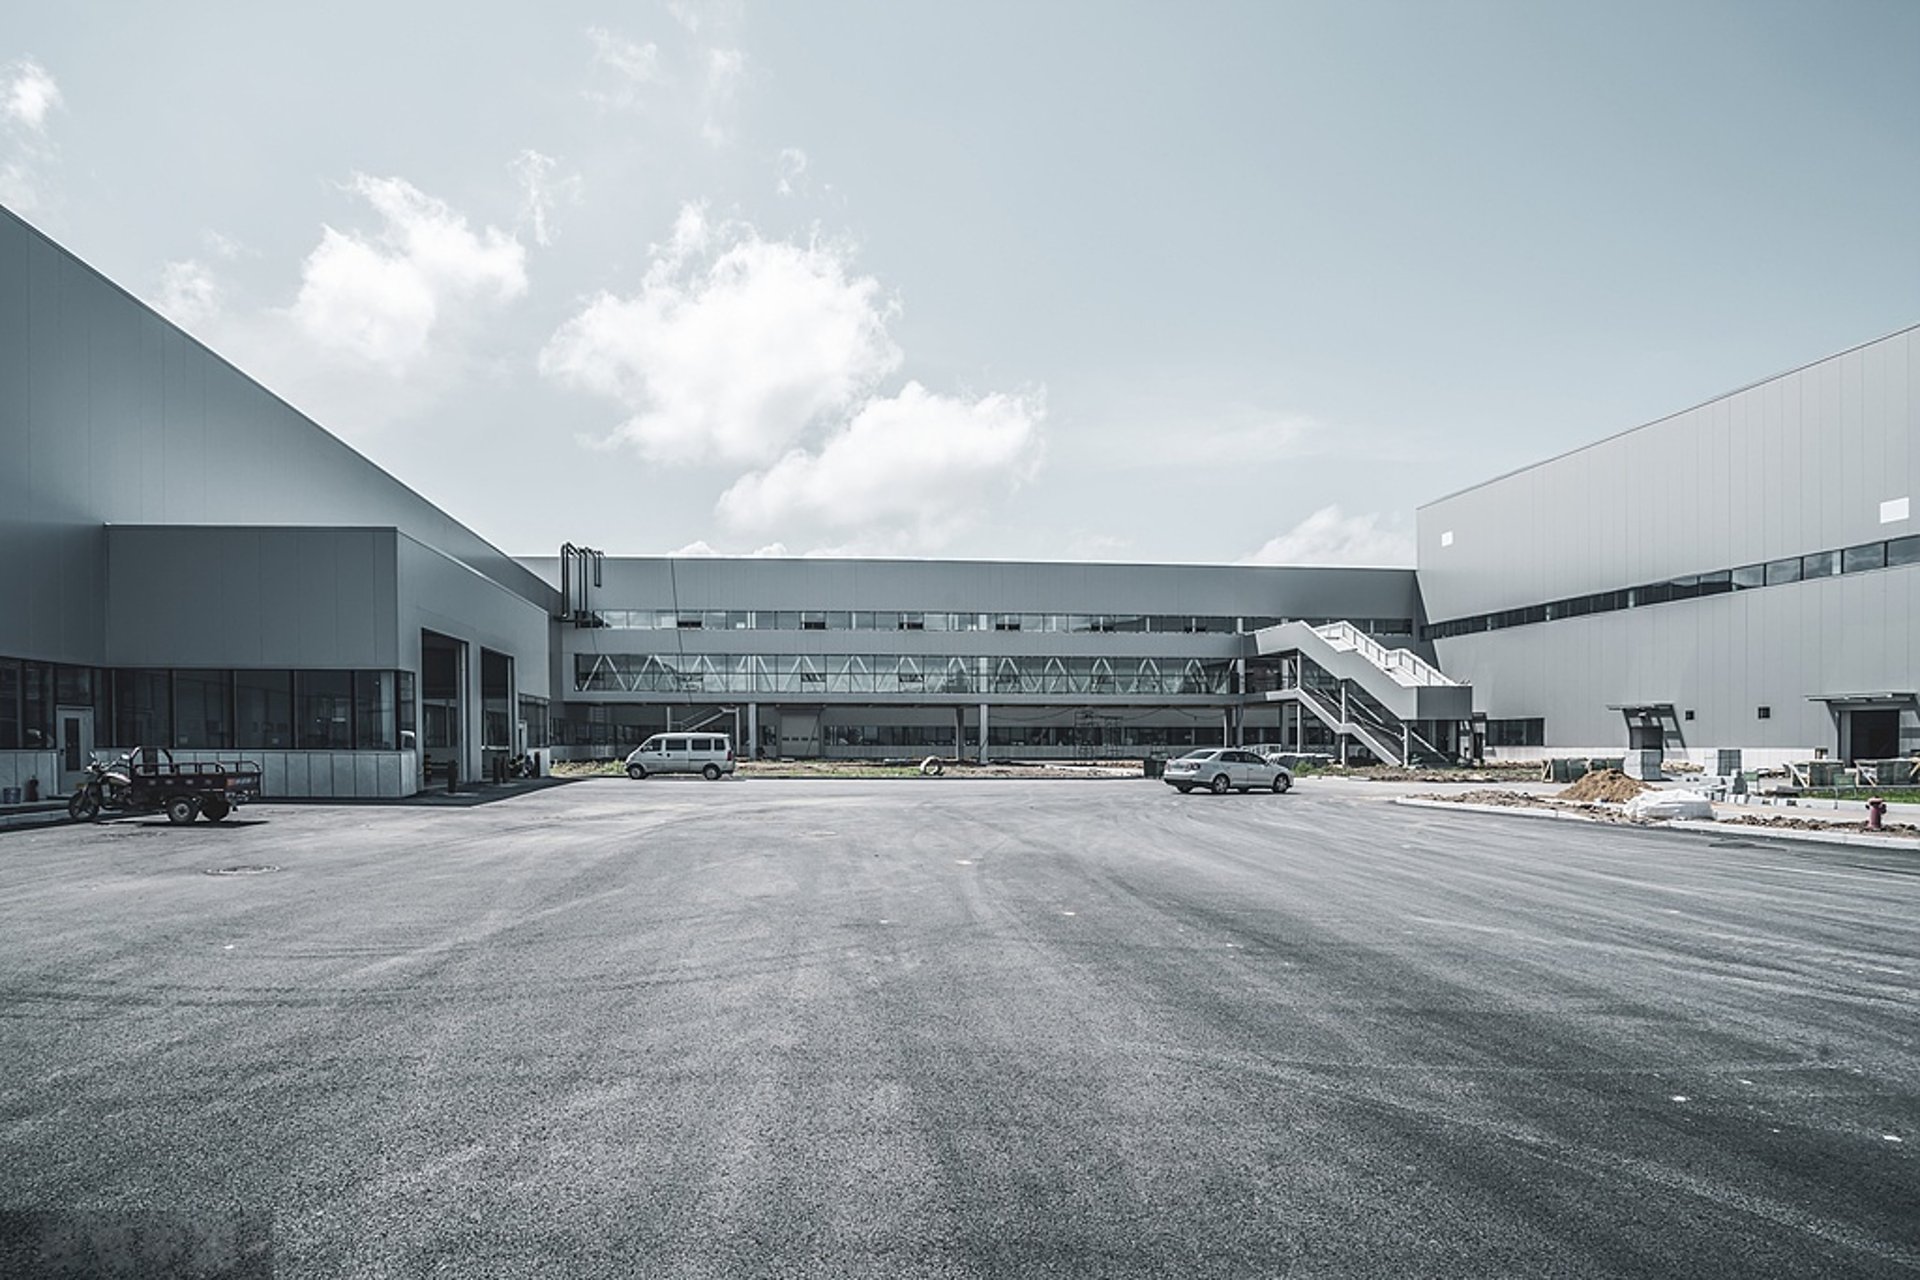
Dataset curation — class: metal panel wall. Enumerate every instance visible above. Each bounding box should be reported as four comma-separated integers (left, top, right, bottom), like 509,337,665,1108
0,207,555,670
1416,325,1919,621
103,526,400,669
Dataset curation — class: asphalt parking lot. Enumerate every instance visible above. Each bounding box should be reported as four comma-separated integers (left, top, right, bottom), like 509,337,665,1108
1,777,1915,1278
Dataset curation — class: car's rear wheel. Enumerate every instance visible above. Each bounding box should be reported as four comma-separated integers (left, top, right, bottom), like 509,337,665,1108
702,764,722,781
1271,772,1291,794
627,764,646,780
1210,773,1231,795
166,796,199,825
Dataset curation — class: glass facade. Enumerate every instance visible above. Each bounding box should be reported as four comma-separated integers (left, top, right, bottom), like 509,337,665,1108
0,662,417,754
594,609,1413,637
576,653,1237,697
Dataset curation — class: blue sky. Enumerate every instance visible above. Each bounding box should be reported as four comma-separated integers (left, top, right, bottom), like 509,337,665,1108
4,1,1916,563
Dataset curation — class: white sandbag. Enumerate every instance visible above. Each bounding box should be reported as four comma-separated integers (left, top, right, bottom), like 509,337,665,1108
1626,789,1715,820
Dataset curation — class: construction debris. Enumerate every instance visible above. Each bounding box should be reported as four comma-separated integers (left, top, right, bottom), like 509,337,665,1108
1716,814,1920,838
1557,769,1649,804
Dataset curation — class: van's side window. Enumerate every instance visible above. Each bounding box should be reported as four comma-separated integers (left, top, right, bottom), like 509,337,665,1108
665,737,689,752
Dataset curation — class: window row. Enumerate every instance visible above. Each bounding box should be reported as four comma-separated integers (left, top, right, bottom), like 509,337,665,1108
0,660,415,752
594,609,1413,638
1482,717,1546,747
576,654,1238,697
1426,533,1920,640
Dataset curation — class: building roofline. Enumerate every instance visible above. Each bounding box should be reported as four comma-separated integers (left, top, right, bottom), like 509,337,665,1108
514,553,1418,573
1418,320,1920,511
1,203,546,602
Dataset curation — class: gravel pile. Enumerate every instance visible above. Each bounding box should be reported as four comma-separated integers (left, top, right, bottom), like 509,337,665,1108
1558,769,1649,804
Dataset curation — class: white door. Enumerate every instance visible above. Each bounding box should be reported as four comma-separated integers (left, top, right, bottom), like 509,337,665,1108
57,706,93,794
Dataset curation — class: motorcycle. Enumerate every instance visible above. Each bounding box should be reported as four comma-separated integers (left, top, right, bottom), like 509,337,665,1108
68,752,134,822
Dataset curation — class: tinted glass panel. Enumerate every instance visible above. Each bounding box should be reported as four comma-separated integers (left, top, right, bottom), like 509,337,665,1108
1887,535,1920,567
236,671,292,748
296,671,353,749
113,669,169,748
1843,542,1886,573
1731,564,1764,589
355,671,397,750
1764,558,1801,585
174,670,233,749
1802,550,1841,578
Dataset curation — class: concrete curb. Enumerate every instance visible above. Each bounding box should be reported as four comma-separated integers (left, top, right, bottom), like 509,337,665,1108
1392,795,1920,851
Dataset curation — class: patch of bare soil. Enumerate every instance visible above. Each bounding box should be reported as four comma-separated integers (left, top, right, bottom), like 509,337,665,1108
1716,814,1920,838
1410,789,1653,825
1557,769,1649,804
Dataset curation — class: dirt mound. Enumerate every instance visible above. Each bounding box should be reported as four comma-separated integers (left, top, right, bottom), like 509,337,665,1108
1558,769,1648,804
1412,790,1554,809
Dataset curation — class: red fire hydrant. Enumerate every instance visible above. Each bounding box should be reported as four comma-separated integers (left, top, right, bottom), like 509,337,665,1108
1866,797,1887,832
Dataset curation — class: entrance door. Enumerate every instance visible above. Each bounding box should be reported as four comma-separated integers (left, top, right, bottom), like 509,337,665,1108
778,711,821,758
57,706,93,794
1845,709,1900,762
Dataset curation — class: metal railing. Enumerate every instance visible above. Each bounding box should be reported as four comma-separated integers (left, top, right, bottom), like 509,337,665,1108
1311,622,1459,687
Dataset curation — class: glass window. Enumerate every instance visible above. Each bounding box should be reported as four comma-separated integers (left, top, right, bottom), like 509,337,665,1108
296,671,354,749
1843,542,1886,573
1887,535,1920,568
801,612,827,630
112,669,168,748
355,671,397,750
398,672,416,751
1697,571,1731,596
1731,564,1764,589
1763,557,1801,585
1801,550,1841,578
174,670,233,749
235,671,292,749
0,659,19,750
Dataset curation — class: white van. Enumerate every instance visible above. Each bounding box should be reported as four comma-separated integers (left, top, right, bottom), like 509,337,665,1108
625,734,736,780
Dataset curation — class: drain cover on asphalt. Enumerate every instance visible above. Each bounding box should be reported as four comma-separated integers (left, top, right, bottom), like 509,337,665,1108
204,865,278,876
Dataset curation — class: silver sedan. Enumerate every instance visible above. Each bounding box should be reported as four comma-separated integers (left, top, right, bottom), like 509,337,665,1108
1163,748,1294,795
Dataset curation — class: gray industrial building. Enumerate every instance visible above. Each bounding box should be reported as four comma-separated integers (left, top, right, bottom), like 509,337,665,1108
1420,323,1918,769
1,202,1914,798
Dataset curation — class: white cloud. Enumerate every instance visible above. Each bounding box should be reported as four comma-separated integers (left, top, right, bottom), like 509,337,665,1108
0,58,62,214
288,174,527,373
586,26,661,105
2,58,59,132
775,147,809,197
152,259,223,330
511,149,581,248
717,381,1044,550
1240,505,1415,567
702,48,745,146
666,0,705,34
540,204,901,465
666,539,792,558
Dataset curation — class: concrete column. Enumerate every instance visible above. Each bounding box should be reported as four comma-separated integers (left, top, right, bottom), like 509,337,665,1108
978,703,990,761
1401,724,1410,767
954,706,965,759
747,703,759,757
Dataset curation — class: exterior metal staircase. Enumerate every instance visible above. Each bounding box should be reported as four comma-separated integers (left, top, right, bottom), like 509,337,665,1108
1248,621,1474,767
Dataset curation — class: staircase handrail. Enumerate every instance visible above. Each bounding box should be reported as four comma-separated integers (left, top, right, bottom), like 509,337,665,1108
1311,621,1458,687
